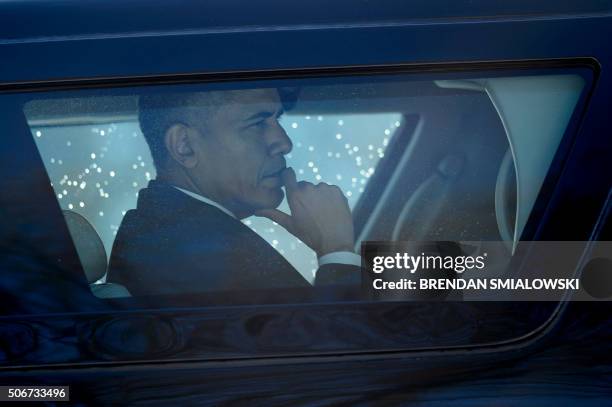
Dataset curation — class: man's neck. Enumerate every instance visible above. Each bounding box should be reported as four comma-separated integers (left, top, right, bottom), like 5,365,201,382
156,172,252,219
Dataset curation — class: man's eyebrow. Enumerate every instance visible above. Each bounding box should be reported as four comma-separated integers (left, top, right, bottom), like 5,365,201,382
243,108,285,122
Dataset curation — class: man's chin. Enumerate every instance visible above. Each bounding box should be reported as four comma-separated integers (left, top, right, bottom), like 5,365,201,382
264,186,285,209
248,186,285,213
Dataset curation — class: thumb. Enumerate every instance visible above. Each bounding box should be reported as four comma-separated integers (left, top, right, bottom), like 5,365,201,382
254,209,294,232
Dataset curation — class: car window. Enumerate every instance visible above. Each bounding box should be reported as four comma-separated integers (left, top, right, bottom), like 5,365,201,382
22,71,589,299
0,65,594,366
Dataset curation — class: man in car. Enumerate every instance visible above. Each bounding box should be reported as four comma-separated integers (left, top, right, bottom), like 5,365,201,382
107,88,361,296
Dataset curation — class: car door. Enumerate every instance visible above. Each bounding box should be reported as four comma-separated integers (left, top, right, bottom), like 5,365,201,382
1,1,611,405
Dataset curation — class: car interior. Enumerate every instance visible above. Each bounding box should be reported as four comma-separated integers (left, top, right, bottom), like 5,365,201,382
0,68,586,354
24,78,521,301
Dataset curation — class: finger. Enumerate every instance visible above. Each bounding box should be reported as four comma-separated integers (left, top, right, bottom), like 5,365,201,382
283,168,305,212
281,167,298,192
331,184,347,198
254,209,294,232
296,181,318,195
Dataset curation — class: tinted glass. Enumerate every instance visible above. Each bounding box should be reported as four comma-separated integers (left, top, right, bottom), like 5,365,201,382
0,66,593,366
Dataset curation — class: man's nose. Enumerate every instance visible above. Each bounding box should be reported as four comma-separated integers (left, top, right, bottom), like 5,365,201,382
266,121,293,156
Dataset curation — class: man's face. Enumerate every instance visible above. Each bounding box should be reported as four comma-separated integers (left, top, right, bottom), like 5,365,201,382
188,88,292,217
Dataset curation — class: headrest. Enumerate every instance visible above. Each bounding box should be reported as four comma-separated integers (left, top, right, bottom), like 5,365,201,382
62,210,108,283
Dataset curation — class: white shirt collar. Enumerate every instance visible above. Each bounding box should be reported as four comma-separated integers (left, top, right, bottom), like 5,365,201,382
172,186,237,219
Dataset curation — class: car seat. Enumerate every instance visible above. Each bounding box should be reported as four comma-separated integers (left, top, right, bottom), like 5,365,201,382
62,210,130,298
391,99,510,242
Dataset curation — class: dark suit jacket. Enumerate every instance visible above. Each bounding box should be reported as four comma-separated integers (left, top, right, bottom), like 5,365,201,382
107,180,359,297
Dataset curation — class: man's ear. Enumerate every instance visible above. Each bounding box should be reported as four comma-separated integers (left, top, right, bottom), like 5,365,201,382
164,124,198,168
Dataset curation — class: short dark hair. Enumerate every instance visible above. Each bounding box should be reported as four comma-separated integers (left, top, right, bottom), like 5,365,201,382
138,93,198,170
139,88,292,170
138,91,243,170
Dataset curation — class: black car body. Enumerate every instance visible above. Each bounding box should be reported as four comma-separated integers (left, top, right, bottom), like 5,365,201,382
0,1,611,405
